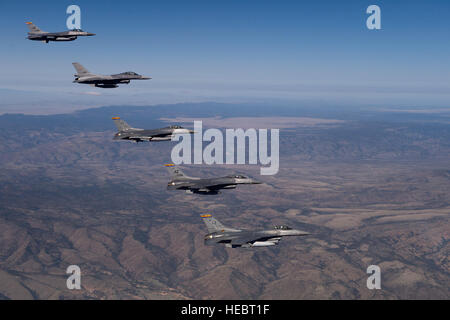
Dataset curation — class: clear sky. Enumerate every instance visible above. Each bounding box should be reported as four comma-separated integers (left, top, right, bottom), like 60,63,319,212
0,0,449,113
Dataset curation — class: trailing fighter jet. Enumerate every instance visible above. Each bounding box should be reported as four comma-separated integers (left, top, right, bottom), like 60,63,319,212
26,22,95,43
72,63,150,88
112,117,194,142
165,164,261,194
201,214,310,248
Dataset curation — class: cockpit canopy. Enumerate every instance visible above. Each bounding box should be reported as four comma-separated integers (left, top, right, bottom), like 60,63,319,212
71,29,84,32
231,175,247,179
274,225,292,230
122,71,139,75
169,125,182,129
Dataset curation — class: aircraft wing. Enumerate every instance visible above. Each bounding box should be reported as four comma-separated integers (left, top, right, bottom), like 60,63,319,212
148,132,172,138
189,181,235,191
126,132,171,142
127,136,152,142
173,181,202,189
90,77,118,82
229,233,281,245
42,32,68,39
42,34,58,40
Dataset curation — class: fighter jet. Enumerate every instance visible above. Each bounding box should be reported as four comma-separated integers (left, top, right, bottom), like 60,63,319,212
201,214,309,248
26,22,95,43
72,63,150,88
112,117,193,142
165,164,261,194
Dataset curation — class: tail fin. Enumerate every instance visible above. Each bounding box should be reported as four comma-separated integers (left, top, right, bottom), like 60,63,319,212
201,214,240,233
25,22,44,33
165,164,188,179
72,62,92,76
112,117,133,131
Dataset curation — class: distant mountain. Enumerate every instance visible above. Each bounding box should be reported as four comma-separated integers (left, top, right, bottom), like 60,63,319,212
0,103,449,163
1,102,449,133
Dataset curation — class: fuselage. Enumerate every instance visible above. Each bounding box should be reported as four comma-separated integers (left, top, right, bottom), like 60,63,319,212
204,228,309,248
28,30,95,42
74,72,150,88
167,175,261,194
114,127,192,142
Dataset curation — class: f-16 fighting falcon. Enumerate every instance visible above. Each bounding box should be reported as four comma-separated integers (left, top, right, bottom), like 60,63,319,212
112,117,194,142
201,214,310,248
26,22,95,43
165,164,261,194
72,63,150,88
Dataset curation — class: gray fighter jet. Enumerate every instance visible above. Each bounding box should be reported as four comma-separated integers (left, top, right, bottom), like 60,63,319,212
26,22,95,43
72,63,150,88
201,214,309,248
112,117,194,142
165,165,261,194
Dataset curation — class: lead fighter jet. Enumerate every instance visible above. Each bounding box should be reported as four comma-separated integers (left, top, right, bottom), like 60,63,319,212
72,63,150,88
112,117,194,142
165,164,261,194
201,214,310,248
26,22,95,43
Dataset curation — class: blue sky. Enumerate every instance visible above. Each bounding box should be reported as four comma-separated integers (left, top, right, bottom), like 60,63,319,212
0,0,449,113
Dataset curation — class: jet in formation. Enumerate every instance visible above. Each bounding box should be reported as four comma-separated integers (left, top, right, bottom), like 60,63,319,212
201,214,309,248
26,22,95,43
165,165,261,194
72,63,150,88
112,117,194,142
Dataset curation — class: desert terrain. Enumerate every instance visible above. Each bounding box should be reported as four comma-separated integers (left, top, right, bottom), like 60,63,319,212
0,103,448,299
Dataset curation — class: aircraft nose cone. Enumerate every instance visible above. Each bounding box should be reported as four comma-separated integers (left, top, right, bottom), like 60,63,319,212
87,33,96,36
140,76,151,80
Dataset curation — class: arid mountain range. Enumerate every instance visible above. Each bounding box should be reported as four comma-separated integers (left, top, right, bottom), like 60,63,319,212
0,103,448,299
